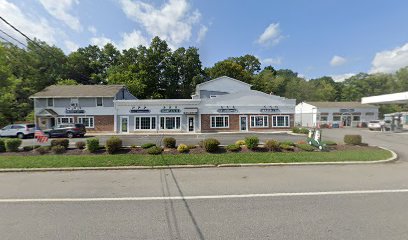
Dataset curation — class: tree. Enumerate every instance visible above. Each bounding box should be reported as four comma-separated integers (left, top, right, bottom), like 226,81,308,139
205,60,253,83
56,79,78,85
228,54,261,75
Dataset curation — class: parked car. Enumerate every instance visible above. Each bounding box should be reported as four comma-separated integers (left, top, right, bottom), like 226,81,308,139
368,120,391,131
44,123,86,138
0,123,36,139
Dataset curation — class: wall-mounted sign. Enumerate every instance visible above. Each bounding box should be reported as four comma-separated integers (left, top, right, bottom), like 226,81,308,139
340,108,355,113
66,105,85,114
161,108,181,113
217,106,237,113
130,107,150,113
260,106,279,113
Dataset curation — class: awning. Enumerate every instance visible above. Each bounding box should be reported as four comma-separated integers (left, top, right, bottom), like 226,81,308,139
184,108,198,114
36,109,58,117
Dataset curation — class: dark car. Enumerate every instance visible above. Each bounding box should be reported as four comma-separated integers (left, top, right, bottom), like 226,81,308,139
44,123,86,138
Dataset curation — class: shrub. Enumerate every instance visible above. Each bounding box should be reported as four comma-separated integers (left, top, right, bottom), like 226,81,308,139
235,140,246,146
202,138,220,153
264,140,281,151
86,138,100,153
75,141,86,149
141,143,156,149
187,144,196,149
298,128,309,134
344,135,362,145
35,146,49,155
147,146,163,155
297,144,316,152
226,144,241,152
280,144,294,151
51,145,66,154
245,136,259,150
50,139,69,149
105,136,123,154
5,138,22,152
177,144,189,153
322,140,337,146
280,140,295,146
292,127,300,133
130,144,137,149
163,137,176,148
0,139,5,152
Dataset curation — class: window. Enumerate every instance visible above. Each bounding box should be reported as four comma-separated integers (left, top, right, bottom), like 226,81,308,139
160,116,181,130
11,125,24,129
365,112,374,116
272,115,290,127
56,117,74,125
210,116,229,128
353,116,360,121
135,116,156,130
47,98,54,107
250,115,269,128
320,116,328,121
78,117,94,128
96,97,103,107
70,98,79,104
333,116,341,121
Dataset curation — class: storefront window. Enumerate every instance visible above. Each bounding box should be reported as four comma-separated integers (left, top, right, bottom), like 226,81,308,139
135,116,156,130
320,116,328,121
78,117,94,128
160,116,181,130
333,115,341,121
210,116,229,128
353,116,360,121
250,115,268,127
56,117,74,124
272,116,289,127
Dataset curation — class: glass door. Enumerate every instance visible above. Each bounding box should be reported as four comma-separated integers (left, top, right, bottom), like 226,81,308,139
188,117,195,132
240,116,248,131
120,116,129,133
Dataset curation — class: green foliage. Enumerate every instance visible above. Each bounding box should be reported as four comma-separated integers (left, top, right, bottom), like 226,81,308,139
244,136,259,150
23,145,40,151
163,137,176,148
147,146,163,155
51,139,69,149
177,144,189,153
187,144,196,149
235,140,246,146
322,140,337,146
226,144,241,152
280,141,295,146
105,136,123,154
0,139,5,152
86,138,100,153
51,145,66,154
344,135,362,145
141,143,156,149
297,144,316,152
56,79,78,85
35,146,50,155
264,140,281,152
5,138,22,152
75,141,86,149
202,138,220,153
292,127,309,134
280,144,294,151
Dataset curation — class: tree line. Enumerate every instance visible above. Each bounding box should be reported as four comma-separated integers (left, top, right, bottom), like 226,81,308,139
0,36,407,126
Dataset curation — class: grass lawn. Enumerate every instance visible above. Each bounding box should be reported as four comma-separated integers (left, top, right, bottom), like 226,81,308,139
0,148,392,169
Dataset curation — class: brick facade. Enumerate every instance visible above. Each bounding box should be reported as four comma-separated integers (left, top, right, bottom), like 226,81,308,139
36,115,114,132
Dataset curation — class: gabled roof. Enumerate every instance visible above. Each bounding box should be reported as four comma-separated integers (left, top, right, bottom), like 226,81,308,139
30,85,126,98
305,101,378,109
196,76,252,88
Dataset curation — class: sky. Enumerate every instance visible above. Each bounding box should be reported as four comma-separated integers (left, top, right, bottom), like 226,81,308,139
1,0,408,81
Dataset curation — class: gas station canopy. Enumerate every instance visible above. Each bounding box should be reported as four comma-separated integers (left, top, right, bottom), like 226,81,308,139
361,91,408,105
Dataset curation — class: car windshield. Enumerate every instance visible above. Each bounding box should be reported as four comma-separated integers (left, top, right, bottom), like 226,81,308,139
26,124,35,128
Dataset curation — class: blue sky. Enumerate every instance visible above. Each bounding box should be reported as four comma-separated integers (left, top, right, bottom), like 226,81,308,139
1,0,408,81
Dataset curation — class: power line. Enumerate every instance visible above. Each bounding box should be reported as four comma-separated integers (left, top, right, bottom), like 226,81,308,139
0,28,27,48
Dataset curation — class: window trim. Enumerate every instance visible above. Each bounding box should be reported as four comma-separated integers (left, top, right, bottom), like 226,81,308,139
210,115,230,129
250,115,269,128
134,116,157,131
78,116,95,128
47,98,54,107
272,115,290,128
96,97,103,107
159,116,182,130
55,117,74,125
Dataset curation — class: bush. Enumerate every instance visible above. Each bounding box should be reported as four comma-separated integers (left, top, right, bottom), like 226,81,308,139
141,143,156,149
235,140,246,146
0,139,5,152
202,138,220,153
75,141,86,149
86,138,100,153
163,137,176,148
280,144,294,151
322,140,337,146
292,127,300,133
299,128,309,134
51,145,66,154
5,138,22,152
187,144,196,149
264,140,281,152
344,135,362,145
147,146,163,155
105,136,123,154
177,144,189,153
50,139,69,149
297,144,316,152
130,144,137,149
245,136,259,150
280,140,295,146
35,146,49,155
226,144,241,152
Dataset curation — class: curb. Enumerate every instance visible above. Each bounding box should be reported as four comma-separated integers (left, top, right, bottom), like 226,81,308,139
0,147,398,173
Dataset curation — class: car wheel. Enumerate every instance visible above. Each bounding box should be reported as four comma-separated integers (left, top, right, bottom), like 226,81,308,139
17,133,25,139
66,132,74,138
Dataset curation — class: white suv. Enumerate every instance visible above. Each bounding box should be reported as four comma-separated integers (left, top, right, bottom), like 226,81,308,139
0,124,36,139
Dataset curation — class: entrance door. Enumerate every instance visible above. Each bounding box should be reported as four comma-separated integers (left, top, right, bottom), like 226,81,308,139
188,116,195,132
120,116,129,133
240,116,248,131
342,115,352,127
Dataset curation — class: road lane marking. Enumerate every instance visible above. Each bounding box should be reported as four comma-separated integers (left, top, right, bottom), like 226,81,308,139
1,189,408,203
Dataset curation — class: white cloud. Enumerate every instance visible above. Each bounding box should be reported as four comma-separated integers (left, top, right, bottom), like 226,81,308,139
262,57,282,65
370,42,408,73
88,26,97,35
196,25,208,43
256,23,283,46
120,0,201,49
0,0,57,44
330,55,347,67
38,0,82,32
330,73,355,82
64,40,79,52
90,36,114,47
90,31,149,50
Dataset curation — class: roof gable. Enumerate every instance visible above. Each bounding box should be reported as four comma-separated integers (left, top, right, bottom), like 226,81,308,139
30,85,130,98
196,76,252,94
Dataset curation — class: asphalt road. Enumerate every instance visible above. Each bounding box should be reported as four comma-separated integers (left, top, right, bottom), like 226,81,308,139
2,128,408,239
